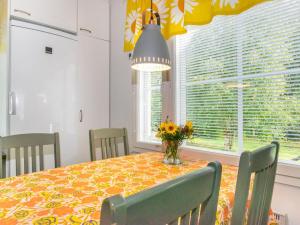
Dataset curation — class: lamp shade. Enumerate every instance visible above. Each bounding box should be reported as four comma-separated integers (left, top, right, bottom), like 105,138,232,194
131,24,171,72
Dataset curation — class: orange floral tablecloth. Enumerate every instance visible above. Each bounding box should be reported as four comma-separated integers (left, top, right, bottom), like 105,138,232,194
0,152,277,225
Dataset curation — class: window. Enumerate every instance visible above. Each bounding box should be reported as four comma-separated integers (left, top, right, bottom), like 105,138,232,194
176,0,300,162
137,71,162,143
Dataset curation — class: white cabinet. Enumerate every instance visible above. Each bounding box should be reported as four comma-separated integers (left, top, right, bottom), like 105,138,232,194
78,0,109,40
77,35,110,159
10,0,77,33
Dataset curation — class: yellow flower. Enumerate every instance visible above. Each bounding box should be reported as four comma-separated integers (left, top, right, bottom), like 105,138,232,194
82,221,98,225
14,210,30,219
45,201,61,208
33,216,57,225
80,207,95,214
0,211,6,218
66,215,82,225
186,121,193,129
159,122,167,132
14,191,32,199
166,122,178,134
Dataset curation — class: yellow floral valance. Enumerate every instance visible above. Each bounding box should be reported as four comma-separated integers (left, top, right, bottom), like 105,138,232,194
124,0,266,52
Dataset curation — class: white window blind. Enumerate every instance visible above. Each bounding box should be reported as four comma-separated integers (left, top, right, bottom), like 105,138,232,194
176,0,300,162
138,72,162,143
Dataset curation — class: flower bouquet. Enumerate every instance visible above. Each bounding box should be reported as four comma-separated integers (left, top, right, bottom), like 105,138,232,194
156,118,194,165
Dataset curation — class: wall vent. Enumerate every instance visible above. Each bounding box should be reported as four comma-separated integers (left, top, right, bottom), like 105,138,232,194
273,212,287,225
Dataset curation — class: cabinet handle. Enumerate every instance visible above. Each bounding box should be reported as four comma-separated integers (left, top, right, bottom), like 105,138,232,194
8,92,16,115
80,28,92,34
14,9,31,16
79,110,83,122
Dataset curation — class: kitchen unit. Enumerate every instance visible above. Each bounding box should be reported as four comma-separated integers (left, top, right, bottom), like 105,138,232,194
0,0,110,172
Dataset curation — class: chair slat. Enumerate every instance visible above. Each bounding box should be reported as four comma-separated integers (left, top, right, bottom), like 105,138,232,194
54,133,61,168
190,207,200,225
248,169,266,224
24,146,29,174
181,212,190,225
31,146,37,172
114,137,119,157
89,128,129,161
100,139,105,159
15,147,21,176
109,138,114,157
261,165,276,225
104,138,109,158
39,145,44,171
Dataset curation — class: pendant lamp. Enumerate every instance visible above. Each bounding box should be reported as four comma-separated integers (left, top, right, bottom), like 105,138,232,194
131,2,171,72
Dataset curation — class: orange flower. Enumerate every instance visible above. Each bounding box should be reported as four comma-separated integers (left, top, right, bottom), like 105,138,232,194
24,197,43,207
91,211,100,220
81,196,98,204
106,187,123,195
60,188,74,194
0,200,19,208
53,206,73,216
0,218,18,225
94,177,110,183
36,209,50,217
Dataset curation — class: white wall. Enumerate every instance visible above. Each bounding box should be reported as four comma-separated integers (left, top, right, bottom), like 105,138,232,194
109,1,300,224
110,0,134,149
272,183,300,224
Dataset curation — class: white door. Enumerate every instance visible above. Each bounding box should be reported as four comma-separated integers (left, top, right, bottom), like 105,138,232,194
10,25,80,168
78,0,109,40
78,35,109,161
10,0,77,33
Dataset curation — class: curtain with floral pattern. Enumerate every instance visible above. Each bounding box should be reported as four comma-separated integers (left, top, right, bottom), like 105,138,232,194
124,0,267,51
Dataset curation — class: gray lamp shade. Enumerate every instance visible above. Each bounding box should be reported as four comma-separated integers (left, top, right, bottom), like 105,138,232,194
131,24,171,72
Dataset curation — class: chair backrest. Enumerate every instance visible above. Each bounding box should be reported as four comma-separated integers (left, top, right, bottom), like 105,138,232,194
89,128,129,161
100,161,222,225
0,133,61,178
231,141,279,225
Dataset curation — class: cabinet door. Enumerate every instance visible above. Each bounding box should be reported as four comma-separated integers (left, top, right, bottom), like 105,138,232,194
10,25,81,168
11,0,77,33
78,0,109,40
78,35,109,161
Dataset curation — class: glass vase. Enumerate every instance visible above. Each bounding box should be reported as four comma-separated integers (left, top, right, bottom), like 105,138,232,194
162,140,182,165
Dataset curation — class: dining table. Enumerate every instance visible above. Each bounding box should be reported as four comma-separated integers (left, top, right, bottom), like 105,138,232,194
0,152,278,225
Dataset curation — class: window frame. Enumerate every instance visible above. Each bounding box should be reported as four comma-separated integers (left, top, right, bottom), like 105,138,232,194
133,36,300,188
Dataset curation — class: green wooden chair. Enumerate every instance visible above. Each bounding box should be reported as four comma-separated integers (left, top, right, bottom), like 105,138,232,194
100,161,222,225
0,133,61,178
89,128,129,161
231,141,280,225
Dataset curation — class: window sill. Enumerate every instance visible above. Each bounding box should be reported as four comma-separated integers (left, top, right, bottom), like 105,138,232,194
134,141,300,188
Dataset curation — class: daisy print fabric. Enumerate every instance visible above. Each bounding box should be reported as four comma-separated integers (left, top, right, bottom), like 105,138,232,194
0,153,278,225
124,0,267,51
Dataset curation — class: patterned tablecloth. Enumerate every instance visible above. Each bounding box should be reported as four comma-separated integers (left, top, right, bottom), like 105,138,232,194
0,152,277,225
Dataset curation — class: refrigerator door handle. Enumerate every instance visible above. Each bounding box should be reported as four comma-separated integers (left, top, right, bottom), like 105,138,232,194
8,92,17,115
79,109,83,122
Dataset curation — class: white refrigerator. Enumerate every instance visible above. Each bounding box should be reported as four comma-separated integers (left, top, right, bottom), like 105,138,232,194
9,22,83,168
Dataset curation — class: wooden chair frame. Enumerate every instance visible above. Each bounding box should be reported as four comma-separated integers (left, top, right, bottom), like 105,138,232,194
89,128,129,161
100,161,222,225
231,141,280,225
0,133,61,178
